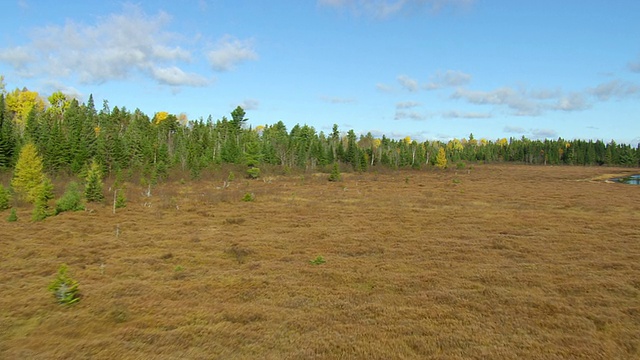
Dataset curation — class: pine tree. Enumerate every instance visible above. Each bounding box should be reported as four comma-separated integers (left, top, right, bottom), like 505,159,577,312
328,162,341,182
85,159,104,202
0,183,10,210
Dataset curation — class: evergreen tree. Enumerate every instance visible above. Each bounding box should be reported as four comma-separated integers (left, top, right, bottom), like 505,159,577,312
85,159,104,202
0,94,18,168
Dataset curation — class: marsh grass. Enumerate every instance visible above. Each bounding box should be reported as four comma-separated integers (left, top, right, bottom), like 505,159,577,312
1,164,639,359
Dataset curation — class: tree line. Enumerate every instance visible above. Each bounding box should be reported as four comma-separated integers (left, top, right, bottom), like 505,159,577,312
1,86,639,182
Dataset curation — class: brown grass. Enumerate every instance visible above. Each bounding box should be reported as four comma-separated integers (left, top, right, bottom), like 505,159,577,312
1,164,640,359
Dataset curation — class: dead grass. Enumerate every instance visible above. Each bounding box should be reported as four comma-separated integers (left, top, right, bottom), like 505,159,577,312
1,164,639,359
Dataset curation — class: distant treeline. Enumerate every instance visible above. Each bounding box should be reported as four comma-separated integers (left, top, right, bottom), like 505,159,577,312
0,88,639,181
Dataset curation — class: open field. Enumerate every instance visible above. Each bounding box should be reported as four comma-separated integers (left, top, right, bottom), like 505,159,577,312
1,164,639,359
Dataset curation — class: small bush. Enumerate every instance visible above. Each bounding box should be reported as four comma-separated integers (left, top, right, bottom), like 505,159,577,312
328,163,341,182
246,167,260,179
55,182,85,215
48,264,80,305
310,256,326,265
7,208,17,222
0,184,10,210
115,189,127,209
242,192,255,202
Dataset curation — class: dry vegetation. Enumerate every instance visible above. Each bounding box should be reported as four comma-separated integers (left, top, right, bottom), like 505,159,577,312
1,164,639,359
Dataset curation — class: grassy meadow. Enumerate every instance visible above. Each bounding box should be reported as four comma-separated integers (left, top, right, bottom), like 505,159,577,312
1,164,639,359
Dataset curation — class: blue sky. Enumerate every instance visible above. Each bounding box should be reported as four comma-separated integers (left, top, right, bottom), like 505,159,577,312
1,0,639,145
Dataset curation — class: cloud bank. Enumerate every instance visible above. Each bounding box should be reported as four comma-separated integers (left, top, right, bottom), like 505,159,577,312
0,5,258,88
318,0,475,18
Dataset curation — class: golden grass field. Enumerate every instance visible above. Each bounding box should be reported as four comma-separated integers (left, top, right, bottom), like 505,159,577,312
1,164,639,359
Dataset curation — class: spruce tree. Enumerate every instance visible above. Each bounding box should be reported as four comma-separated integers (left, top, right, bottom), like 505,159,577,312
85,159,104,202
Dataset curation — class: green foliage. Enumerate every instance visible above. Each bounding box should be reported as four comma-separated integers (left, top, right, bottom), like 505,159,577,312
0,183,10,210
48,264,80,305
242,192,255,202
328,162,341,182
115,189,127,209
227,171,235,182
246,167,260,179
310,256,326,265
32,200,49,222
55,181,85,215
7,208,17,222
85,159,104,202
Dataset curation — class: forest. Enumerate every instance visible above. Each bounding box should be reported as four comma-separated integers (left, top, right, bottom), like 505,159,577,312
1,85,639,184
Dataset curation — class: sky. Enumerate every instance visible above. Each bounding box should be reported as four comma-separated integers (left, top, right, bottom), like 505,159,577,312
1,0,639,145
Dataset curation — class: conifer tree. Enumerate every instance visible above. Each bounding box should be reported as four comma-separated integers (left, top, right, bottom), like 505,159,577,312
436,147,448,169
85,159,104,202
12,143,52,203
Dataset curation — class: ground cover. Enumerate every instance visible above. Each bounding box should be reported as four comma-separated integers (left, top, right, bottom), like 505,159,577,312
1,164,639,359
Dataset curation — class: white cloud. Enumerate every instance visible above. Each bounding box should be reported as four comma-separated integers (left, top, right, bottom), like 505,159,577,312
0,46,32,69
531,128,557,139
0,4,211,87
239,99,260,110
442,110,491,119
151,66,209,87
588,80,640,101
553,92,589,111
395,110,428,121
207,35,258,71
504,126,526,134
318,0,476,18
425,69,471,90
376,83,394,92
451,87,542,116
397,75,419,92
396,101,421,109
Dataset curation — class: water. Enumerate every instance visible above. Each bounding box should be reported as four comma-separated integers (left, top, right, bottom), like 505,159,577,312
615,174,640,185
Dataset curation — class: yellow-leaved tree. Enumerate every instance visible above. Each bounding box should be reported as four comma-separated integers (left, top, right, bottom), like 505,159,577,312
11,143,53,205
5,88,45,126
435,147,448,169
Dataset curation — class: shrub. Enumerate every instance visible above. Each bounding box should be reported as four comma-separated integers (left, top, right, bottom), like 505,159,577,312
242,192,255,202
246,167,260,179
0,184,10,210
328,163,341,182
55,182,85,215
48,264,80,305
310,256,326,265
115,189,127,209
7,208,17,222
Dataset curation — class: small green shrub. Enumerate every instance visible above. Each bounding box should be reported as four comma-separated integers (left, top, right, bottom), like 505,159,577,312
456,161,466,169
115,189,127,209
7,208,17,222
0,184,10,210
55,181,85,215
242,192,255,202
246,167,260,179
48,264,80,305
328,163,341,182
310,256,326,265
227,171,235,182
